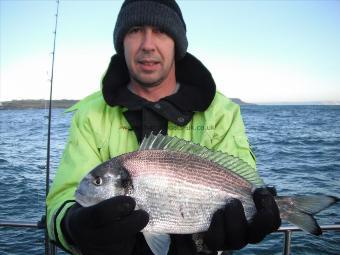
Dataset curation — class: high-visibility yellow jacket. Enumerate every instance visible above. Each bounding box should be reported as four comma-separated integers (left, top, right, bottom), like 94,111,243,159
46,53,260,253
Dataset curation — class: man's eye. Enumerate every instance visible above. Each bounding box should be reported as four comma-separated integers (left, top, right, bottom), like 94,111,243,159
128,27,142,34
154,28,165,34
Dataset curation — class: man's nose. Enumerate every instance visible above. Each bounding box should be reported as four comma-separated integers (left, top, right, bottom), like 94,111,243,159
141,28,156,52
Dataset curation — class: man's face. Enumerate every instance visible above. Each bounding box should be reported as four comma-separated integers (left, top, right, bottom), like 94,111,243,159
123,26,175,88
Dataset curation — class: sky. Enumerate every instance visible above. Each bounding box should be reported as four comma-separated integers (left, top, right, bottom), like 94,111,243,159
1,0,340,104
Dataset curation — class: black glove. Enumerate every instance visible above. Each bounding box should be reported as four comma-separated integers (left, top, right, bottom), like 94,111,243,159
204,187,281,251
168,234,197,255
61,196,149,255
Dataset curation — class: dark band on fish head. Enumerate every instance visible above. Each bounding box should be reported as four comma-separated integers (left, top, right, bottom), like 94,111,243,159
75,159,132,207
117,165,133,192
94,159,133,195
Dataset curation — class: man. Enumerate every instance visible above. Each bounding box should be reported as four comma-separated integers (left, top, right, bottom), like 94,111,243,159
46,0,281,254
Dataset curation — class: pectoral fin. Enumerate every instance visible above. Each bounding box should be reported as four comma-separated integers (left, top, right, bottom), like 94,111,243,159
143,232,171,255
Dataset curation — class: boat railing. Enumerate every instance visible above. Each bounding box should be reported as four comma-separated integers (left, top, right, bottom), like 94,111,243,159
1,219,339,255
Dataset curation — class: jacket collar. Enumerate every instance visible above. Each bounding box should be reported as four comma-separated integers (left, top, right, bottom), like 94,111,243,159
102,52,216,125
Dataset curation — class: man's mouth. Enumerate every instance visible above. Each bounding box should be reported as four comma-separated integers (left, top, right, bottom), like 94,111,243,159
137,59,160,71
138,60,159,65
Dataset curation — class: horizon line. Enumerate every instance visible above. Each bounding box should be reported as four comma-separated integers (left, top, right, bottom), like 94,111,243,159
1,98,340,106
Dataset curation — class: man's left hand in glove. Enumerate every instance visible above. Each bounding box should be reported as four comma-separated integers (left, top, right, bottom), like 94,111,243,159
204,187,281,251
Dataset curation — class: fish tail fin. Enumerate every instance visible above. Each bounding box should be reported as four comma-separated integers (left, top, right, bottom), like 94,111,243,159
275,195,339,235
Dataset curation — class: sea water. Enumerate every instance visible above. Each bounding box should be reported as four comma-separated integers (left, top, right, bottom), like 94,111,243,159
0,105,339,255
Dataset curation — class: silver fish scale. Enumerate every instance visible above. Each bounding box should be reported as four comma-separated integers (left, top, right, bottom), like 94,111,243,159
120,150,256,234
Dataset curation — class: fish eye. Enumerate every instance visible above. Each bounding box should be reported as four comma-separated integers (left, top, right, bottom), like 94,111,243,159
93,176,103,186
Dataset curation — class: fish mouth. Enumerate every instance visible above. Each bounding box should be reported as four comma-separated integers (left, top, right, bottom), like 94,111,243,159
75,190,95,207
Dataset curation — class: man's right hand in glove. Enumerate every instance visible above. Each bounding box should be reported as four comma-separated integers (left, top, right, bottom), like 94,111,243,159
61,196,149,255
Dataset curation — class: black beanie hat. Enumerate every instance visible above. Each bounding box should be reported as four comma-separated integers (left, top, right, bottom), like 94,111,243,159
113,0,188,60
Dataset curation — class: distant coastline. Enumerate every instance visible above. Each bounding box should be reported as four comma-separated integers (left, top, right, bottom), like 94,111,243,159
230,98,255,105
0,99,78,110
0,98,253,110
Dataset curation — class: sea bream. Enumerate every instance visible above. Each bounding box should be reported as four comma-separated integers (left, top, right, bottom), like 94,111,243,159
75,133,338,254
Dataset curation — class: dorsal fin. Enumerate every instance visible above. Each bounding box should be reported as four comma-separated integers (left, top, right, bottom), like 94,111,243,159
139,133,264,186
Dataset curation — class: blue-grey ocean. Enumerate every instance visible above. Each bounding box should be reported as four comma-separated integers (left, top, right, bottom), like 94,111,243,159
0,105,339,255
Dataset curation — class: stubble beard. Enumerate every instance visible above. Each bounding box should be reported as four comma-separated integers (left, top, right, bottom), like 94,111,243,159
130,73,165,88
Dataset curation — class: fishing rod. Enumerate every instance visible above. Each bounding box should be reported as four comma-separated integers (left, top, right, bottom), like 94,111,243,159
45,0,60,254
